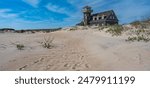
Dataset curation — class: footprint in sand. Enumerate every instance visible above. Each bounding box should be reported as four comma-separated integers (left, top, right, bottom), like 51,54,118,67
34,60,39,64
85,64,90,68
33,58,44,64
19,65,28,70
9,59,16,62
45,64,53,70
72,63,81,70
64,63,69,67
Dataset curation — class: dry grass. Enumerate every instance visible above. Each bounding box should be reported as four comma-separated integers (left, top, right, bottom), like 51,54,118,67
69,26,78,31
105,25,124,36
126,29,150,42
41,35,54,49
131,20,150,29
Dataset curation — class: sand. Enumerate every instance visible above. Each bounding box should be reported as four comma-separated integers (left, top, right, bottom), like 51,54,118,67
0,28,150,71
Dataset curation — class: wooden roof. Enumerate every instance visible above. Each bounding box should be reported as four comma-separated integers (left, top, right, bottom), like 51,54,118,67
92,10,114,17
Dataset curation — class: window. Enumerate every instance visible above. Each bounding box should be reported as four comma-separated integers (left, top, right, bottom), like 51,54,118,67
99,17,102,20
104,16,107,19
93,17,97,21
110,16,115,19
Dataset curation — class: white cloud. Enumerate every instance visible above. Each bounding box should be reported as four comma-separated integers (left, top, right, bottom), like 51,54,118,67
109,0,150,23
0,12,64,29
0,9,18,18
67,0,104,9
45,3,70,15
0,9,11,13
22,0,41,8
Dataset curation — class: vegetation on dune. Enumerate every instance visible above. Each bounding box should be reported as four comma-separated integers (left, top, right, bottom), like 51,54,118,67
130,17,150,29
105,25,124,36
98,26,108,31
126,36,150,42
96,22,150,42
41,35,54,49
16,44,25,50
126,29,150,42
131,21,149,29
69,26,78,31
126,17,150,42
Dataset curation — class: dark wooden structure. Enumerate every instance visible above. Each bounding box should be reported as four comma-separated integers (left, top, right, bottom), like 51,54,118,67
77,6,119,26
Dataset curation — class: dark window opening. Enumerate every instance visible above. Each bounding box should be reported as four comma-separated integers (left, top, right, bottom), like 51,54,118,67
99,17,102,20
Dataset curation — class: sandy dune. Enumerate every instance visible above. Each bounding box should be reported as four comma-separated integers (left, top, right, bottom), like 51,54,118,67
0,29,150,71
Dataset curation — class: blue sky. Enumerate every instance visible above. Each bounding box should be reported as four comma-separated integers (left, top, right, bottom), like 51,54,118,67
0,0,150,29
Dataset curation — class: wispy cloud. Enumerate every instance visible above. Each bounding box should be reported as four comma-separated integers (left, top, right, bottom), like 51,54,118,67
0,9,18,18
22,0,41,8
67,0,104,9
45,3,70,15
107,0,150,23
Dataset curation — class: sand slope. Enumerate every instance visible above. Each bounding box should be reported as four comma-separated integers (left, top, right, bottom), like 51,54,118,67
0,29,150,71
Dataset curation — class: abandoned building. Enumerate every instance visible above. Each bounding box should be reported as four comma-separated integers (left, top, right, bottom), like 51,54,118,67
77,6,119,26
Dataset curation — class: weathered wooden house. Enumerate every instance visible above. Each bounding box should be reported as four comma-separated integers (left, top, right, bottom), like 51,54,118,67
77,6,119,26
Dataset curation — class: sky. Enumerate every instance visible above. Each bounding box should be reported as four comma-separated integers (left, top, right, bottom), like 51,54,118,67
0,0,150,29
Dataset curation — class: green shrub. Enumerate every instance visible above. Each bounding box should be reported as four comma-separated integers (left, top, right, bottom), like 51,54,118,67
126,35,150,42
105,25,123,36
70,27,78,31
16,44,25,50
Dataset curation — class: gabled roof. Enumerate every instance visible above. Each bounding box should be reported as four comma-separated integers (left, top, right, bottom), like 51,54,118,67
91,10,114,17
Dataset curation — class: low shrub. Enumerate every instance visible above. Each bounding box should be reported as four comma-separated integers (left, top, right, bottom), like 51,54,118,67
16,44,25,50
98,26,108,31
105,25,123,36
70,27,78,31
126,35,150,42
41,35,54,49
